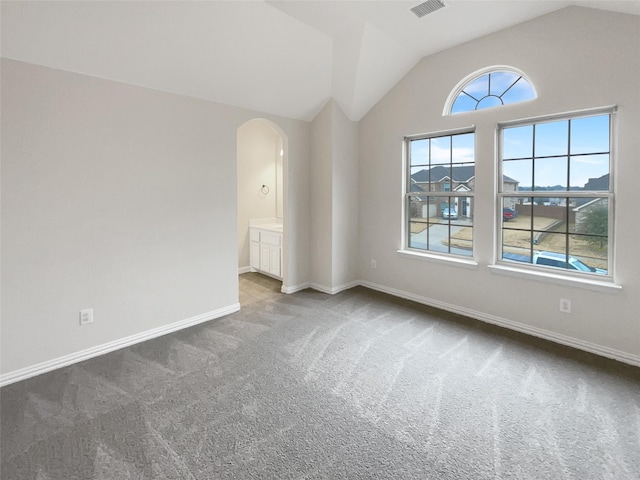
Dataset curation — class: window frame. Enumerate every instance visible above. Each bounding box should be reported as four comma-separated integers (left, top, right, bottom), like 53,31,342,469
444,65,537,116
403,127,476,260
496,107,616,281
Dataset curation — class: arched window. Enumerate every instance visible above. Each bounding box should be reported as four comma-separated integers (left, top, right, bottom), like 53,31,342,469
444,66,536,115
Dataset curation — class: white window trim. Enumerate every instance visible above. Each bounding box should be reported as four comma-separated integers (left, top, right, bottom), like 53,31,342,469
495,106,617,284
403,127,476,260
443,65,537,116
397,248,478,268
488,264,622,293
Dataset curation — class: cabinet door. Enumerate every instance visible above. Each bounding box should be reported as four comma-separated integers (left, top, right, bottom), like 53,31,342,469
260,244,270,272
268,247,281,277
250,241,260,269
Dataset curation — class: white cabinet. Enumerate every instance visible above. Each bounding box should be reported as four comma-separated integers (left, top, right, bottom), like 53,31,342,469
249,227,282,279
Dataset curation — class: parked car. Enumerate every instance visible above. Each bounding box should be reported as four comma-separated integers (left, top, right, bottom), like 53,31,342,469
503,207,519,221
533,251,607,275
442,207,458,220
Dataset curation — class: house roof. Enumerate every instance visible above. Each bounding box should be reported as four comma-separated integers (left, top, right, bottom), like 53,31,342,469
583,174,609,191
411,166,518,184
2,2,638,122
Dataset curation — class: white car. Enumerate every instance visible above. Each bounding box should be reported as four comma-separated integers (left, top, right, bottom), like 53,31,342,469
533,251,607,275
442,207,458,220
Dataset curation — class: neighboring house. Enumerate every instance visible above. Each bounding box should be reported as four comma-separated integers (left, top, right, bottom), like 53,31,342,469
410,166,519,218
574,174,609,231
583,173,609,191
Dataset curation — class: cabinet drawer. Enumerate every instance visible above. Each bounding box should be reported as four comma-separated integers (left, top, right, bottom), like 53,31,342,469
250,229,260,242
260,232,281,247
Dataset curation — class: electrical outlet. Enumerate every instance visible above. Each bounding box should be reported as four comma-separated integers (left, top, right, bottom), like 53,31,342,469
370,259,377,269
79,308,94,325
559,299,571,314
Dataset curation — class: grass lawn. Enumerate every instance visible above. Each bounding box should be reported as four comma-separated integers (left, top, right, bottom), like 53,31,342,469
447,215,607,269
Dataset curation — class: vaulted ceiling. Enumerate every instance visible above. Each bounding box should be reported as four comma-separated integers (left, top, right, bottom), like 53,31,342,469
2,1,638,121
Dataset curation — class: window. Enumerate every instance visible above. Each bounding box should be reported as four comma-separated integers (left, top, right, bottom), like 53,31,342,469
445,67,536,115
498,110,613,277
406,130,475,257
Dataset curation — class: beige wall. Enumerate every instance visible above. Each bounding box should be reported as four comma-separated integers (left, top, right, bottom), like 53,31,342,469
331,102,359,289
310,101,334,289
1,59,311,378
358,7,640,361
2,6,638,381
310,100,359,292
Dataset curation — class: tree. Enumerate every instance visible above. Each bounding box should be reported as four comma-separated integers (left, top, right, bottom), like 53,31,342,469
576,205,608,249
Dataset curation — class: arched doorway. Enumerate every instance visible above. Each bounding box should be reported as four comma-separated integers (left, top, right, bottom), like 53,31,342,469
237,118,287,291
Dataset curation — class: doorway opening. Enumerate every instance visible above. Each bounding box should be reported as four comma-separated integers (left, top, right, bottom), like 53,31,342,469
237,119,287,297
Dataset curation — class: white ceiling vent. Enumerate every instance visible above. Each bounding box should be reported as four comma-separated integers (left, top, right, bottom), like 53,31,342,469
410,0,446,18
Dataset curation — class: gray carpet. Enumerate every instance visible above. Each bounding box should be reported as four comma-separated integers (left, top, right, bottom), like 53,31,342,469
1,273,639,479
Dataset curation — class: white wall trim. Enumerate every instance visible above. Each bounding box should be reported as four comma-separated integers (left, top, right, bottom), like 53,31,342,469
238,266,251,274
0,303,241,387
359,280,640,368
4,277,637,388
282,282,311,294
310,281,360,295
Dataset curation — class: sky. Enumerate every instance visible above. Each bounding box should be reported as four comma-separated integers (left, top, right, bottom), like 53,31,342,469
410,133,474,165
410,110,610,190
503,114,610,188
451,71,536,114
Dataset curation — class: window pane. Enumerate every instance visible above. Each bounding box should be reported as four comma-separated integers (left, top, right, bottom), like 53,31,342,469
570,154,609,190
451,226,473,256
408,221,428,250
427,224,449,253
503,125,533,159
500,77,536,104
410,139,430,166
534,157,568,191
502,197,534,261
406,131,474,256
503,159,531,190
450,163,475,192
534,232,567,260
571,115,610,155
502,226,532,263
439,197,454,220
535,120,568,157
464,75,489,100
430,166,451,192
449,70,536,115
459,197,473,218
452,93,477,114
569,241,608,275
499,112,611,278
477,96,502,110
452,133,474,164
490,71,520,96
410,167,429,181
502,197,527,230
573,196,608,242
431,136,451,164
408,196,429,250
531,201,567,247
408,195,428,220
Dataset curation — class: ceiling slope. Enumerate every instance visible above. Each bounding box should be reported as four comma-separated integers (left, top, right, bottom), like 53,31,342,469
2,1,638,121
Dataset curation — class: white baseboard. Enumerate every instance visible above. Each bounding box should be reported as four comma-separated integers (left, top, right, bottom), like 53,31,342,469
282,282,311,294
238,266,251,274
4,279,637,387
284,281,359,295
360,280,640,368
0,303,241,387
309,280,360,295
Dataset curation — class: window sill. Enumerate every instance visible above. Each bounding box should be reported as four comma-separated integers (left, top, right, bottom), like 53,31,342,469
488,264,622,293
397,249,478,269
